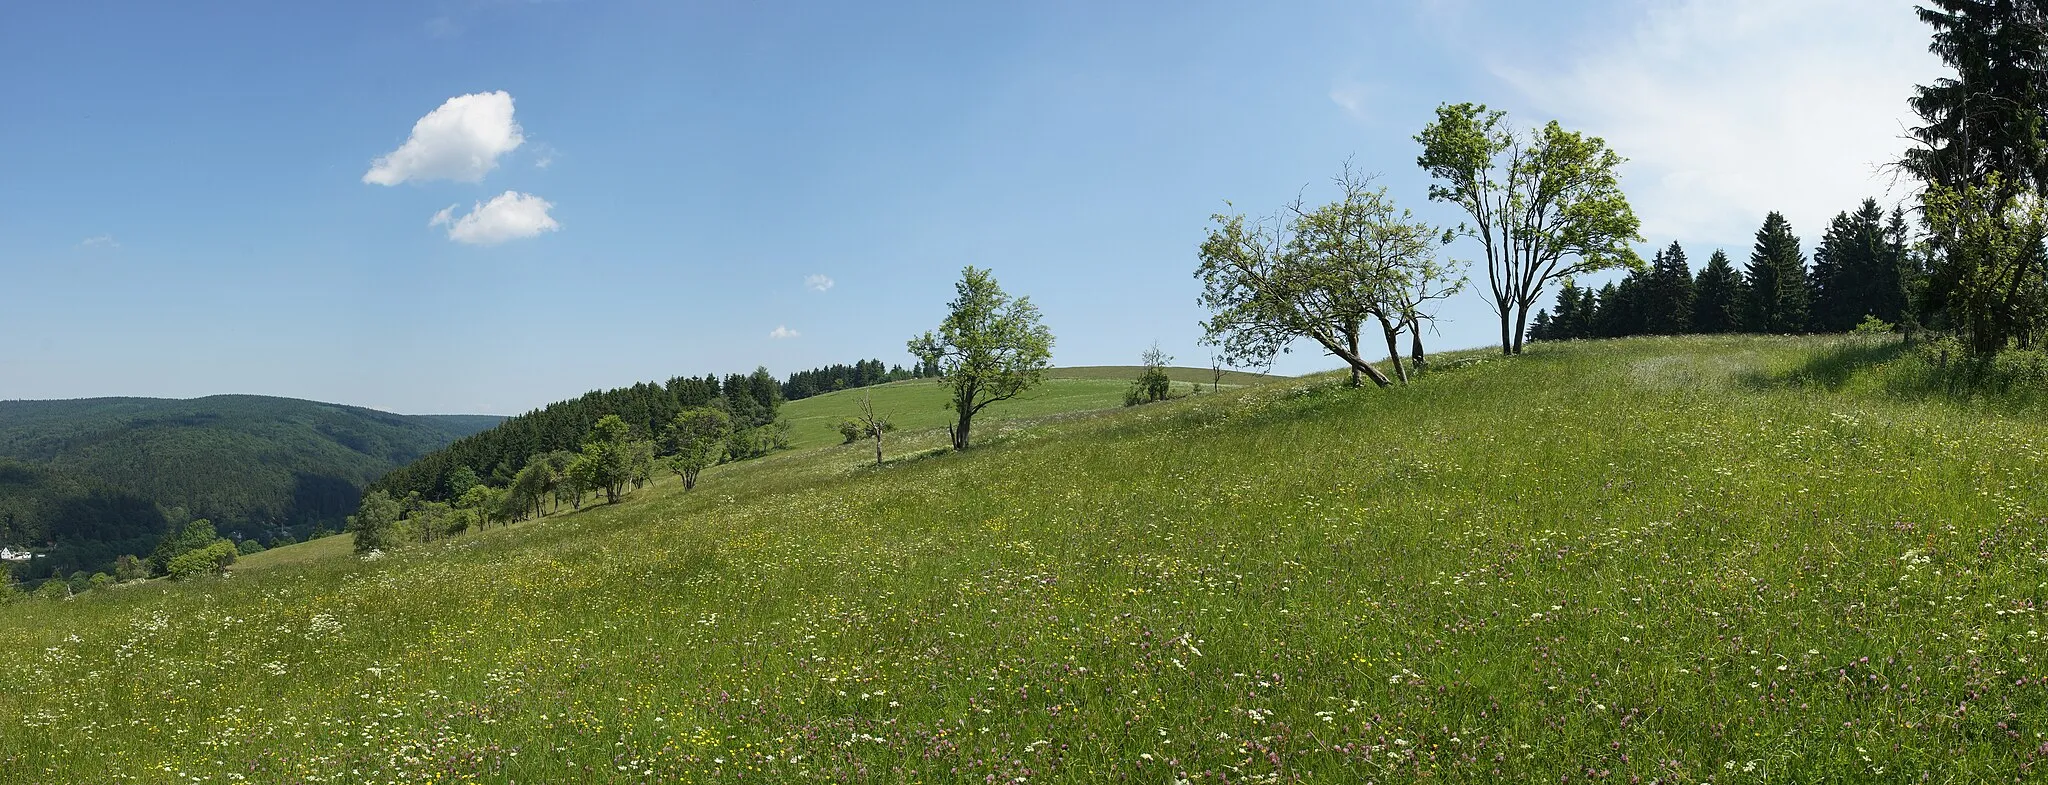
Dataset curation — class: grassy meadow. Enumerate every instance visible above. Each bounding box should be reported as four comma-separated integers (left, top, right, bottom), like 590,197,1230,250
777,366,1252,450
6,335,2048,783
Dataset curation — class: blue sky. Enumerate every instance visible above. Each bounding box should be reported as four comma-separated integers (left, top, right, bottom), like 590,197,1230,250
0,1,1937,414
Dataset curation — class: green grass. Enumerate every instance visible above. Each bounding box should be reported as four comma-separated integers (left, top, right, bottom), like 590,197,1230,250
5,335,2048,783
779,367,1240,450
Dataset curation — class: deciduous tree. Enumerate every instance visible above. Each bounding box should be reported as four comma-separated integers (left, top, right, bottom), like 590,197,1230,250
909,267,1055,451
1417,103,1642,354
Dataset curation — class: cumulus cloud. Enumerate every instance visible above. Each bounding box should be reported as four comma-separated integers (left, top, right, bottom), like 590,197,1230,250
769,325,800,339
78,235,118,249
363,91,525,185
1495,0,1940,247
432,191,560,245
805,274,834,292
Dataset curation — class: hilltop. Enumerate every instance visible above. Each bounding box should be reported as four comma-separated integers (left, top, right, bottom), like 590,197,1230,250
0,395,499,577
4,336,2045,782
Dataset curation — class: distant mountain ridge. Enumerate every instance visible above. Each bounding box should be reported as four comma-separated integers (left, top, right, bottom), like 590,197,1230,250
0,395,500,578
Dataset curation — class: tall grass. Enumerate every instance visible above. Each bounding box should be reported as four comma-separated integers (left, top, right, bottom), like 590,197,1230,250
4,335,2047,783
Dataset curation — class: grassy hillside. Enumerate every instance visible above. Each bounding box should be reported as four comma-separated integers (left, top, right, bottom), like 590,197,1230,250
0,396,501,568
778,366,1249,450
6,336,2048,782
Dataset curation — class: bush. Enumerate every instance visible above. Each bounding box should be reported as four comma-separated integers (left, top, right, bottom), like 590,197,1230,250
112,554,149,583
1852,315,1895,335
33,579,70,601
87,572,112,591
236,539,266,556
837,419,864,445
1991,348,2048,391
166,540,238,580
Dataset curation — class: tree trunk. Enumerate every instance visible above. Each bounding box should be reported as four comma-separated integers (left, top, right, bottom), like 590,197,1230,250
1377,313,1408,385
873,435,884,466
1512,300,1531,354
953,411,973,451
1346,323,1363,387
684,470,697,491
1499,308,1514,356
1409,322,1427,372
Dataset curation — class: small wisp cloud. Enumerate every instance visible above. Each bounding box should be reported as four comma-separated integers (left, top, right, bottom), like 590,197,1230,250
805,274,834,292
431,191,560,245
364,91,525,185
769,325,800,339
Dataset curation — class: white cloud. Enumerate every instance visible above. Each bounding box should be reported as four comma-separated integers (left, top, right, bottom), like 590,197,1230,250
769,325,800,339
804,274,834,292
1328,81,1373,124
78,235,118,249
363,91,525,185
1495,0,1940,249
435,191,560,245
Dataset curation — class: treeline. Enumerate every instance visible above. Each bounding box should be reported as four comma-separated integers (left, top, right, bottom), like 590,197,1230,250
371,367,786,504
1532,202,1914,341
0,459,167,582
780,359,937,402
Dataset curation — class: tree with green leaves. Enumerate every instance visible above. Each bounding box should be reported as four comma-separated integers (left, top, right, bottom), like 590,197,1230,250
1417,102,1643,354
454,484,494,531
1643,242,1697,335
1923,177,2048,353
510,455,556,520
665,407,732,491
346,490,401,554
575,415,640,504
1197,168,1452,387
1904,0,2048,197
1127,343,1174,405
1742,212,1812,333
149,518,224,575
910,266,1055,451
1812,199,1914,332
1691,250,1744,333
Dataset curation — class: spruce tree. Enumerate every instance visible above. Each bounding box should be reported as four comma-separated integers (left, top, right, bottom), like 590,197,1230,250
1643,241,1697,334
1692,250,1743,333
1812,199,1908,332
1742,212,1811,333
1530,309,1555,341
1550,281,1588,339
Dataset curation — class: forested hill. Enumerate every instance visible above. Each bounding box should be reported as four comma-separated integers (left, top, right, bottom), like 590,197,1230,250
0,396,499,577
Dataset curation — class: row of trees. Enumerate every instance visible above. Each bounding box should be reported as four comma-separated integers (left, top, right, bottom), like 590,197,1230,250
372,367,786,504
349,405,751,553
1531,202,1916,341
781,359,937,401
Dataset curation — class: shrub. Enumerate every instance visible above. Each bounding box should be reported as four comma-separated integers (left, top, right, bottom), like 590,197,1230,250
837,419,864,445
1992,348,2048,391
237,539,266,556
1852,315,1895,335
166,540,238,580
112,554,149,583
33,579,70,601
88,573,112,591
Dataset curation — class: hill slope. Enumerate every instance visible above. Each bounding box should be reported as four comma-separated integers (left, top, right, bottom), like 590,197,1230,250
778,366,1257,449
5,336,2046,782
0,396,500,570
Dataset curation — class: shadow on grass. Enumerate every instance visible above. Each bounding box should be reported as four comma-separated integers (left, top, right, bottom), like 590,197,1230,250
1737,336,1909,393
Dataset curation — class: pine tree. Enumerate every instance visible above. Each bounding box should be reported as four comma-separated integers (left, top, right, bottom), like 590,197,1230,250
1643,241,1697,334
1812,199,1910,332
1742,212,1811,333
1906,0,2048,195
1692,250,1744,333
1549,281,1589,340
1596,274,1650,338
1530,309,1555,341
